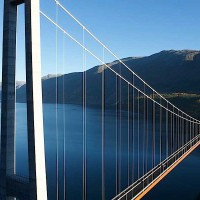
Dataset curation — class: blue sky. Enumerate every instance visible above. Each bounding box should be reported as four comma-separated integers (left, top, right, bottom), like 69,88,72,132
0,0,200,80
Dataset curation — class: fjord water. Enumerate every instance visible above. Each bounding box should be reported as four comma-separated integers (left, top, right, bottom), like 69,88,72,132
11,103,200,199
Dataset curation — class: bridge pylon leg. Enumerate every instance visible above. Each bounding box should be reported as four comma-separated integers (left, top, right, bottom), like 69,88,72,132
0,0,17,199
0,0,47,199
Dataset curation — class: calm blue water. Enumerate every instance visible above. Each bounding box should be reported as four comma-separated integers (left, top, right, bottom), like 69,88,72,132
8,103,200,199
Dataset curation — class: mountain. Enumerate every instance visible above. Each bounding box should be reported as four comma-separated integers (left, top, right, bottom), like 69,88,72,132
3,49,200,118
16,81,26,89
42,74,63,80
0,81,25,100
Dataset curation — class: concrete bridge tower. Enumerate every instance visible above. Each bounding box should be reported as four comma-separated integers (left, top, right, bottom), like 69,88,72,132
0,0,47,199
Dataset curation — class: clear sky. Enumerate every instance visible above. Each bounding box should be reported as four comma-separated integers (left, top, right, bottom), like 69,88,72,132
0,0,200,81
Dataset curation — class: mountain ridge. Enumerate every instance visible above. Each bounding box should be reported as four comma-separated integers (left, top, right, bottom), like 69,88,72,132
1,49,200,118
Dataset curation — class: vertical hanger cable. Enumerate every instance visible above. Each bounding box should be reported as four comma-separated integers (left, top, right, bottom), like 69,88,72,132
55,2,59,199
62,32,66,200
101,46,105,200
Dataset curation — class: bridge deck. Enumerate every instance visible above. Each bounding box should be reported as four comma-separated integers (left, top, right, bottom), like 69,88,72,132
113,135,200,200
136,139,200,200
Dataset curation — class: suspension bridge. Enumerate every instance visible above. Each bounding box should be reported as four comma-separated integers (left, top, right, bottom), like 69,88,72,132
0,0,200,199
